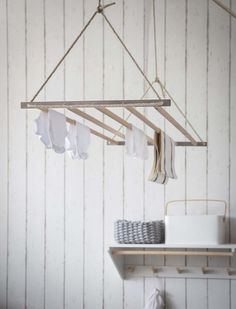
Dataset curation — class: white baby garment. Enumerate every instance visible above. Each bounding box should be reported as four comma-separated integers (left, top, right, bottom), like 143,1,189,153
126,125,148,160
144,289,164,309
35,111,52,149
48,110,68,154
76,122,91,159
67,122,91,160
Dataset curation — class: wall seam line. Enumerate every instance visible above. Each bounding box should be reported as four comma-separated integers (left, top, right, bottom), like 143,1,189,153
5,0,10,307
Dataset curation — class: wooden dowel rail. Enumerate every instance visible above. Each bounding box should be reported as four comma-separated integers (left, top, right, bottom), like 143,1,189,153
107,141,207,147
69,108,125,139
96,107,154,144
112,249,233,257
126,106,161,133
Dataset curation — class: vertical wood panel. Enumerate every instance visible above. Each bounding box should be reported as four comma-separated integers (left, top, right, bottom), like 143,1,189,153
123,0,145,307
44,0,65,308
186,0,208,307
165,279,186,309
187,279,207,309
165,2,186,306
230,0,236,306
83,1,104,308
208,280,230,309
7,0,26,307
0,1,8,307
208,0,230,307
103,1,124,308
144,0,165,299
64,0,84,308
26,0,45,307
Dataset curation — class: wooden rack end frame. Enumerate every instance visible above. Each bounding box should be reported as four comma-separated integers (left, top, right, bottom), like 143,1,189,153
21,99,171,109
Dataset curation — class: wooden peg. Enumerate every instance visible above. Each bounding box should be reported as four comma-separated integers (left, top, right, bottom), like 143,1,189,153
176,267,182,274
201,267,207,274
152,267,158,274
127,266,135,273
227,268,233,276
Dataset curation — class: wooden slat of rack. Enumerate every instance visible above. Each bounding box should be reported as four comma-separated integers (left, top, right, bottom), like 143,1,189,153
212,0,236,19
96,107,154,144
69,108,125,139
126,106,161,132
38,108,119,145
21,99,171,109
112,250,233,257
155,107,197,145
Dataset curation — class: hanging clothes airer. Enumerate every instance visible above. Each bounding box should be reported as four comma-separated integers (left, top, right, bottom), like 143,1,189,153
22,0,207,168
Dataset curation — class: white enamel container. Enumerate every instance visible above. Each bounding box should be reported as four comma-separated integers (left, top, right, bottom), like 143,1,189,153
165,200,227,245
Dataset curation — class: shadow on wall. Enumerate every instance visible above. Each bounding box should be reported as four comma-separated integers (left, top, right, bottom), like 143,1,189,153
165,292,175,309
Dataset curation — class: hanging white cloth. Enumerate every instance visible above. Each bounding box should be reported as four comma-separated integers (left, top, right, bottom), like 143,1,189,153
35,111,52,149
66,122,91,160
35,110,68,153
144,289,164,309
48,110,68,154
125,125,148,160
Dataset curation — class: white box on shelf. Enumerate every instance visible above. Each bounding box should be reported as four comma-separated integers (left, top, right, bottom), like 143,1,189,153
165,215,225,245
164,199,227,245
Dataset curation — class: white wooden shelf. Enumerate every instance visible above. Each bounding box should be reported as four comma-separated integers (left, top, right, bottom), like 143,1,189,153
109,244,236,280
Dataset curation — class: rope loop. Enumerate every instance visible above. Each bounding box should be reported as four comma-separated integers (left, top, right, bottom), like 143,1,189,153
97,2,116,13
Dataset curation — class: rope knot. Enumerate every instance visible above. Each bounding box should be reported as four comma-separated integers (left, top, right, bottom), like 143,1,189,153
97,5,103,13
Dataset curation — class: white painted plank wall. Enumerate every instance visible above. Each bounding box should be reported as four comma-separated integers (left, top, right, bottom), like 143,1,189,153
84,1,104,308
123,1,145,307
26,0,45,308
165,1,186,307
208,0,231,307
7,0,26,308
103,1,124,308
186,0,208,308
230,0,236,307
44,0,65,308
64,0,84,307
144,0,165,300
0,0,8,308
0,0,236,309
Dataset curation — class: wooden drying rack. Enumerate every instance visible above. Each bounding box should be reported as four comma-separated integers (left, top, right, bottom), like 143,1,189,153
21,1,207,148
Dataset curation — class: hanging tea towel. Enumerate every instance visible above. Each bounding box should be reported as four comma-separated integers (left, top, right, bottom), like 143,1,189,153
148,131,177,184
126,125,148,160
144,289,164,309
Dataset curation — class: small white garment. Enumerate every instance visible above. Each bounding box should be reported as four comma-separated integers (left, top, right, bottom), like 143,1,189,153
35,111,52,149
126,125,148,160
144,289,164,309
48,110,68,154
66,122,91,160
